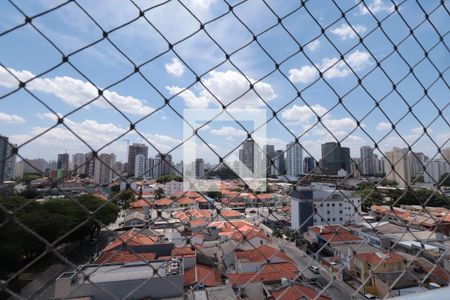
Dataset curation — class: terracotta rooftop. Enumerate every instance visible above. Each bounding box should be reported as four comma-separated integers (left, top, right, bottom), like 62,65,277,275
130,199,151,209
154,198,173,206
235,245,292,263
356,252,405,266
220,209,241,218
171,246,195,257
227,262,299,285
271,283,331,300
94,250,156,264
184,264,223,287
102,229,157,252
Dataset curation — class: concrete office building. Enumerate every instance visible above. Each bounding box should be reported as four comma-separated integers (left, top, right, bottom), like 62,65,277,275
54,260,184,300
127,143,148,177
286,141,303,177
291,183,362,232
384,147,410,188
290,186,314,233
320,142,351,175
264,144,276,176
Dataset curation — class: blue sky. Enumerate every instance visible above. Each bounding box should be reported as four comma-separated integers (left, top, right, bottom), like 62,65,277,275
0,0,448,164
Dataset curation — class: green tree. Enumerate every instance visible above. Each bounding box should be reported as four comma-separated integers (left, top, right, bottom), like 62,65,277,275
154,187,165,200
439,173,450,186
0,195,119,277
355,188,383,212
156,175,182,183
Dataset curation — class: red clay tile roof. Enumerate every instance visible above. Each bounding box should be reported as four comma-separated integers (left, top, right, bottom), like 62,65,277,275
154,198,173,206
227,262,299,285
130,199,151,209
235,245,292,263
177,197,196,205
102,229,157,252
271,284,331,300
220,209,241,217
356,252,405,266
310,225,361,243
94,250,156,264
184,264,223,287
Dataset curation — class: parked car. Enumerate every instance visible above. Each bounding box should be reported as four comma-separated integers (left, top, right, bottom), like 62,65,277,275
364,293,377,299
308,265,320,274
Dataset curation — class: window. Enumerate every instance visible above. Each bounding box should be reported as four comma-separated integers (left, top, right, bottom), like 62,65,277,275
327,211,330,214
326,203,330,207
327,218,330,221
340,218,343,221
339,210,342,214
332,203,335,207
332,218,335,221
339,203,342,207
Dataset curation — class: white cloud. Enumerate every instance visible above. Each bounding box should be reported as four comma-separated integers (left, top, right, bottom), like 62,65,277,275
9,113,180,160
358,0,394,15
411,127,429,135
330,24,367,40
165,58,185,77
281,104,328,125
189,0,217,10
167,70,276,108
376,121,392,130
210,126,246,137
166,86,211,108
0,67,154,115
289,50,372,84
0,112,26,124
306,40,320,51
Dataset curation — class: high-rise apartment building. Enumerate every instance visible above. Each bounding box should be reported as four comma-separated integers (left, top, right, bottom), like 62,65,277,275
127,143,148,177
286,142,303,176
0,136,8,183
384,147,410,187
239,139,256,175
409,152,428,180
23,159,48,173
155,153,174,177
134,154,147,178
4,143,16,180
195,158,205,178
424,159,450,185
57,153,70,171
72,153,85,175
84,153,96,178
148,158,156,178
320,142,351,175
303,157,316,174
360,146,375,176
272,150,286,175
264,145,276,176
94,153,113,185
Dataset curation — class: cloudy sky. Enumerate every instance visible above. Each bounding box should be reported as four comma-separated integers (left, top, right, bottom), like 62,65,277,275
0,0,448,164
